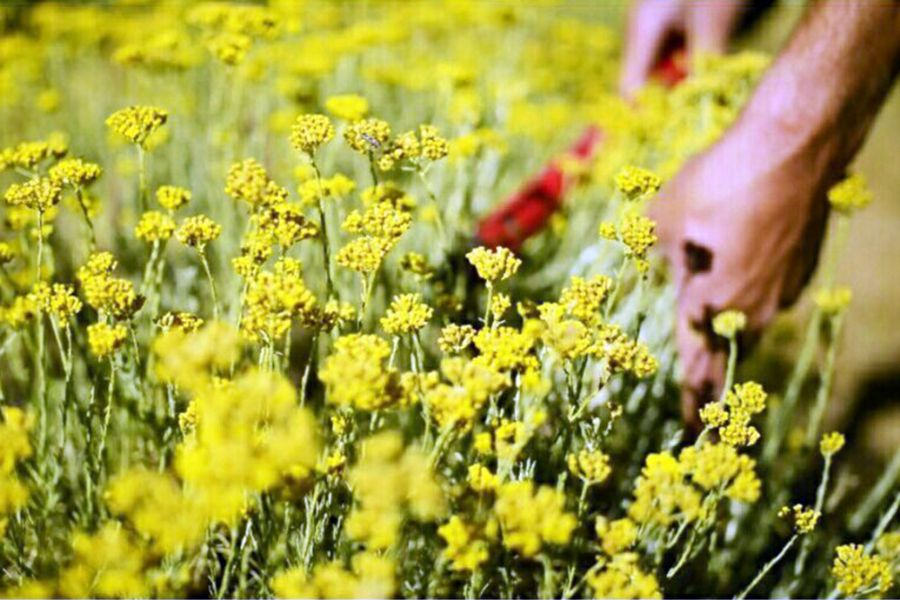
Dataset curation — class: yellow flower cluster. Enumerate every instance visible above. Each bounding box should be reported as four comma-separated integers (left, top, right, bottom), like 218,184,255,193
700,381,768,447
320,334,405,410
378,124,449,170
831,544,893,597
155,185,191,212
105,105,168,147
712,309,747,339
587,553,662,599
425,359,509,429
76,252,143,319
814,286,853,316
290,113,335,155
48,157,102,188
595,516,638,556
614,165,662,201
438,516,490,572
344,118,392,154
381,293,433,336
30,282,82,321
57,524,149,598
337,201,411,273
778,504,820,534
0,138,67,171
0,407,32,537
493,480,576,557
225,158,288,209
466,246,521,283
438,323,476,354
174,368,320,525
270,552,395,599
345,432,445,549
819,431,846,457
134,211,176,243
252,203,319,251
567,449,612,483
87,322,127,358
4,177,62,212
827,172,873,214
176,214,221,250
241,257,317,343
325,93,369,122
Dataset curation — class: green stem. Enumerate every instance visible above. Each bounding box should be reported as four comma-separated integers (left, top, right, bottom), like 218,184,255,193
806,314,843,448
75,187,97,249
720,337,738,402
311,161,335,299
736,534,799,600
137,144,148,213
199,249,221,320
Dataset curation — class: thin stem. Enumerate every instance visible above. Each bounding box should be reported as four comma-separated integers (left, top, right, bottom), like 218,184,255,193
736,534,799,600
806,314,843,448
415,165,447,251
97,360,117,474
35,209,44,282
137,144,148,213
75,187,97,249
483,283,494,328
764,308,822,463
311,161,335,298
720,337,738,402
792,455,834,583
199,249,220,320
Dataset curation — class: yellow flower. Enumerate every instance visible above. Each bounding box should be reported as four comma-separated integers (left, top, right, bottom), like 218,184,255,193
467,464,499,493
831,544,893,597
87,322,127,359
325,94,369,122
493,480,576,557
320,334,404,411
381,293,433,336
58,524,149,599
820,431,846,457
619,212,657,258
595,516,638,556
290,113,335,155
4,178,62,212
712,309,747,339
438,323,475,354
156,185,192,211
438,516,489,572
586,553,661,599
828,173,872,214
48,157,102,188
567,449,612,483
30,282,82,321
176,215,221,250
778,504,820,534
814,286,852,316
614,165,661,201
466,246,521,283
106,105,168,147
134,211,176,242
344,118,392,154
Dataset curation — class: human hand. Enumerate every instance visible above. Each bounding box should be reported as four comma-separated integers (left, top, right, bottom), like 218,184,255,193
620,0,748,98
649,117,832,427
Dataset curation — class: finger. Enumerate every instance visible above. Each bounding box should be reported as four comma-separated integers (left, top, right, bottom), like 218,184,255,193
675,276,726,429
620,3,680,98
687,1,746,55
647,182,683,254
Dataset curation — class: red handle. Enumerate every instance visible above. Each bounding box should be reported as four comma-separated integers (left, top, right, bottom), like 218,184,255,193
476,47,687,251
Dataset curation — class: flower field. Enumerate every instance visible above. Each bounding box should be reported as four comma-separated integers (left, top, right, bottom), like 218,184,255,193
0,2,897,598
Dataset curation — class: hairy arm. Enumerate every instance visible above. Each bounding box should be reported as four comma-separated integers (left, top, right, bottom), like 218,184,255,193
651,1,900,425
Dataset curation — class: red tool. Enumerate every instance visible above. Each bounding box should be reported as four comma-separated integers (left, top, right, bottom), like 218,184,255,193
476,47,688,251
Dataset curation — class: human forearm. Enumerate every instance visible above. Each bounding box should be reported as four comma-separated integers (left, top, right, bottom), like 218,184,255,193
739,1,900,181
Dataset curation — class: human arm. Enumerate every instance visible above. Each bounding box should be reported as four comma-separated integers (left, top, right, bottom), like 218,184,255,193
649,1,900,425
